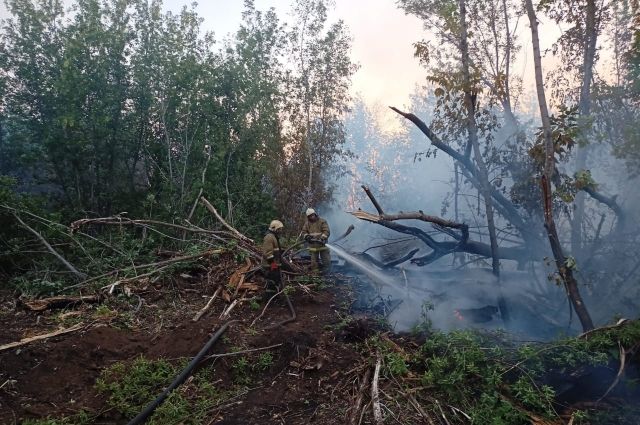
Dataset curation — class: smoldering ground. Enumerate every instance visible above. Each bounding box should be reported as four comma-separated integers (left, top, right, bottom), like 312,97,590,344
320,91,640,340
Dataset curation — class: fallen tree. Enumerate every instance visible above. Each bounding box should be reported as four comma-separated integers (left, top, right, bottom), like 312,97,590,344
350,186,532,267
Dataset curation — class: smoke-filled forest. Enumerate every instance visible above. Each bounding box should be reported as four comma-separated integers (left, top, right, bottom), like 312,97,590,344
1,0,639,424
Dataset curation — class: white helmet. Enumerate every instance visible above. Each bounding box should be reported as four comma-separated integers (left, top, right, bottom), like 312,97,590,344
269,220,284,231
305,208,316,217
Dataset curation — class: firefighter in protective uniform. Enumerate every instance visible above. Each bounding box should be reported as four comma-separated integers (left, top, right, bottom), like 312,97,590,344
262,220,284,293
301,208,331,273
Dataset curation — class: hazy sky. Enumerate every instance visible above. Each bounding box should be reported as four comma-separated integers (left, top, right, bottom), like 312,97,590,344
0,0,566,115
161,0,428,110
161,0,561,116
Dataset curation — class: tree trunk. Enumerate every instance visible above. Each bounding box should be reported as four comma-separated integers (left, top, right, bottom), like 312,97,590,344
524,0,594,332
571,0,599,258
459,1,507,324
459,0,501,280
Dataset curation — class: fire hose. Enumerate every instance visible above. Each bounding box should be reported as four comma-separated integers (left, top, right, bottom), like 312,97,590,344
126,320,237,425
264,290,297,330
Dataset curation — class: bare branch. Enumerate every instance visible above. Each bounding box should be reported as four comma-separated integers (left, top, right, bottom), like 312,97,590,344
200,196,254,243
14,214,87,280
361,185,384,214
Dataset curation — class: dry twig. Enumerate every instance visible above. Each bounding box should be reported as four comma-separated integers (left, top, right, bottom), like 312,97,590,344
250,289,285,327
0,323,85,352
193,287,222,322
348,368,372,425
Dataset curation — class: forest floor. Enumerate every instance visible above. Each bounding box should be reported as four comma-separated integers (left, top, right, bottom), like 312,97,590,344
1,254,639,425
0,263,391,425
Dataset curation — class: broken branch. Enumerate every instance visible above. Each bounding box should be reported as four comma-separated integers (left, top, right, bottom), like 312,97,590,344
14,213,87,280
371,352,383,425
200,196,253,243
193,287,222,322
349,368,372,425
0,323,85,352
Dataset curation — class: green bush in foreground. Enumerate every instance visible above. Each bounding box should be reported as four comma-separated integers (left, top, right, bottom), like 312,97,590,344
95,356,230,424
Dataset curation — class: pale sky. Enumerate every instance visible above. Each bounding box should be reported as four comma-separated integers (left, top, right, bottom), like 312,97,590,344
161,0,429,109
160,0,556,122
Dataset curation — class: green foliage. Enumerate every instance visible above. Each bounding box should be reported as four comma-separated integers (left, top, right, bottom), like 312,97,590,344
385,351,409,377
255,352,274,371
21,411,91,425
0,0,353,244
412,299,435,334
0,0,357,291
530,105,579,164
249,298,261,310
231,356,251,385
96,356,228,424
395,323,640,424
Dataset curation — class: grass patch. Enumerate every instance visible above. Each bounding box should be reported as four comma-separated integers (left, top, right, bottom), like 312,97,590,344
96,356,232,424
21,411,91,425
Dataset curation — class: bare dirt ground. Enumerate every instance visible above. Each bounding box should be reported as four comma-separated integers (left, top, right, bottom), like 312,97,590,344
0,268,375,425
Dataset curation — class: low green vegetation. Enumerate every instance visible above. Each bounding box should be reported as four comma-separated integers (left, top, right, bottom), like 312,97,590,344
21,411,91,425
96,356,232,424
365,320,640,424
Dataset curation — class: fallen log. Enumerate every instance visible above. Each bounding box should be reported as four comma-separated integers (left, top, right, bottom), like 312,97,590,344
361,248,419,269
21,295,101,312
350,187,532,266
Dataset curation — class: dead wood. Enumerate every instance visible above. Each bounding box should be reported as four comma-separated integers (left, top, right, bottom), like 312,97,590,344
333,224,356,244
250,289,285,327
219,298,240,319
71,216,230,238
21,295,101,312
578,318,630,340
407,393,435,425
361,248,419,269
362,185,384,214
371,353,383,425
205,343,283,361
230,261,253,298
67,249,224,292
0,323,85,352
200,196,253,243
351,187,531,266
597,341,634,402
582,187,625,232
14,213,87,280
389,106,532,240
349,368,372,425
193,287,222,322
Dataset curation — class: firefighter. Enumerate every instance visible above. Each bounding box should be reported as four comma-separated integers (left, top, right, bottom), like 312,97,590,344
262,219,284,294
301,208,331,273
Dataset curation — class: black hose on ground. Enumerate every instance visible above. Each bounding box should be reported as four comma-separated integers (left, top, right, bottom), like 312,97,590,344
126,320,238,425
265,292,297,330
